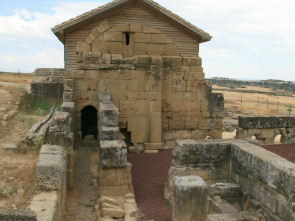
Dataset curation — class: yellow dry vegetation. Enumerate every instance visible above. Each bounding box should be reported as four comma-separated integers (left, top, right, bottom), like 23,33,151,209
212,85,295,116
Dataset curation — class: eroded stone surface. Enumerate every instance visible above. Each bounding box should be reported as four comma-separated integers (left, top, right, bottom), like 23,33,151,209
100,140,127,168
173,175,208,221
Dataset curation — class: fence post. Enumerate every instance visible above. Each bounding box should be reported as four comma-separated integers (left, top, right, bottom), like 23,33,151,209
277,102,279,112
257,97,260,106
267,99,269,109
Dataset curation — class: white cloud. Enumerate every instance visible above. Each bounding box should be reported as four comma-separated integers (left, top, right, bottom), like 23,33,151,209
0,0,294,80
0,53,22,63
201,49,234,59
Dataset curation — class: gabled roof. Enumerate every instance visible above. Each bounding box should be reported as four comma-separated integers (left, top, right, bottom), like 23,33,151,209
52,0,212,44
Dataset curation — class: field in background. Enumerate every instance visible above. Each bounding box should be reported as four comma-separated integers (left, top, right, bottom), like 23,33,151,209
211,80,295,116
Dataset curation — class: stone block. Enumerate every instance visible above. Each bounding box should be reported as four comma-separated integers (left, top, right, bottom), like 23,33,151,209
92,39,108,53
211,198,239,214
104,31,122,42
173,176,208,221
0,209,37,220
100,126,119,140
134,43,147,54
108,42,123,54
163,56,182,67
145,143,163,150
134,33,151,43
49,112,70,133
61,102,75,115
173,140,230,166
1,143,18,150
191,130,208,139
99,91,112,102
207,213,246,221
147,44,165,55
138,55,151,65
261,128,275,138
164,44,179,56
99,102,119,127
100,140,127,168
76,40,90,52
209,183,242,198
101,208,126,218
36,145,66,190
183,57,202,66
111,54,123,64
163,130,177,141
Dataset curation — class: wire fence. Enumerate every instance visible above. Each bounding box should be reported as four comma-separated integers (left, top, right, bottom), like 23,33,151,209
224,93,294,115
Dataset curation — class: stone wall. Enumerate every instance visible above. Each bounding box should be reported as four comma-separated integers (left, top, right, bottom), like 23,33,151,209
31,68,64,99
61,20,224,149
166,139,295,221
66,52,223,149
236,116,295,144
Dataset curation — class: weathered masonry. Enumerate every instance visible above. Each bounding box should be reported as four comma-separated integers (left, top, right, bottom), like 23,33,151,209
236,116,295,145
52,0,224,149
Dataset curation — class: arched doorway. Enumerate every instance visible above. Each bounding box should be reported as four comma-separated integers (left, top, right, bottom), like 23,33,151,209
81,105,98,139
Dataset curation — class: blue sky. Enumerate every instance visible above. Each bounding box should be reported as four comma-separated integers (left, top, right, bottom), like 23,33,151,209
0,0,295,81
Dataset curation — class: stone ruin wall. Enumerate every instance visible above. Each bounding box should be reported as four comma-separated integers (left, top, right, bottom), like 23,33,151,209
31,68,64,100
236,116,295,145
167,139,295,221
63,21,224,148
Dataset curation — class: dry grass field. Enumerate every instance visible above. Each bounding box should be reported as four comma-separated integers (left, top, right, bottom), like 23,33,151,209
0,73,41,210
212,85,295,116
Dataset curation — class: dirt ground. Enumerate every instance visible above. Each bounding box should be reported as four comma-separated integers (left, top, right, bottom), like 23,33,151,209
128,150,173,221
0,74,42,210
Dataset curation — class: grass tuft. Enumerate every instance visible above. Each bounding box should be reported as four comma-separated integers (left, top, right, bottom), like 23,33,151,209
26,97,61,116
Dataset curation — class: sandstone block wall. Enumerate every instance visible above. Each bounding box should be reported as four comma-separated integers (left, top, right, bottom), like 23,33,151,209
68,52,223,147
236,116,295,144
167,139,295,221
61,20,224,148
31,68,64,99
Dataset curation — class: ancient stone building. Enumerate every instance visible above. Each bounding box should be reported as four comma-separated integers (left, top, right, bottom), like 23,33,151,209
52,0,224,149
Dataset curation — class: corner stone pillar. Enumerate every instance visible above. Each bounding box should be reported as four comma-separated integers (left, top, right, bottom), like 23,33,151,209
173,176,208,221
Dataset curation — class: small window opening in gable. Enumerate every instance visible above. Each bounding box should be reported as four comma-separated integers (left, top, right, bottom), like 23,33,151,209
125,32,130,46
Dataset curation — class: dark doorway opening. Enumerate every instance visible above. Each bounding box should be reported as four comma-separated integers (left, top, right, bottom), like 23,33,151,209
81,105,98,140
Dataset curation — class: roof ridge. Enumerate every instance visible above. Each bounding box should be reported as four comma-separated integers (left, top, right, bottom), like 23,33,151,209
52,0,212,42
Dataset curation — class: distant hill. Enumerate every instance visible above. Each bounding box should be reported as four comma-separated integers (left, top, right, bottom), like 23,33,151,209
206,77,295,95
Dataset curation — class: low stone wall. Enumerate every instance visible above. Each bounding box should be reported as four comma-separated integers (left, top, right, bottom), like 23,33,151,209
31,68,64,99
0,209,37,220
167,139,295,221
236,116,295,144
28,144,67,221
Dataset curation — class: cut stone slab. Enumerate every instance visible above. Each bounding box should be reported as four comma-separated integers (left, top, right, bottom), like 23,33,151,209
99,91,112,102
209,183,242,198
1,143,18,150
98,196,118,207
100,126,119,140
173,175,208,221
100,140,127,168
0,208,37,220
28,191,58,221
207,213,246,221
239,211,260,221
99,102,118,127
101,208,126,218
211,199,239,214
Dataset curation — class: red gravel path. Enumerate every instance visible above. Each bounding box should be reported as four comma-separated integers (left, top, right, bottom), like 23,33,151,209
262,144,295,162
128,150,173,221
